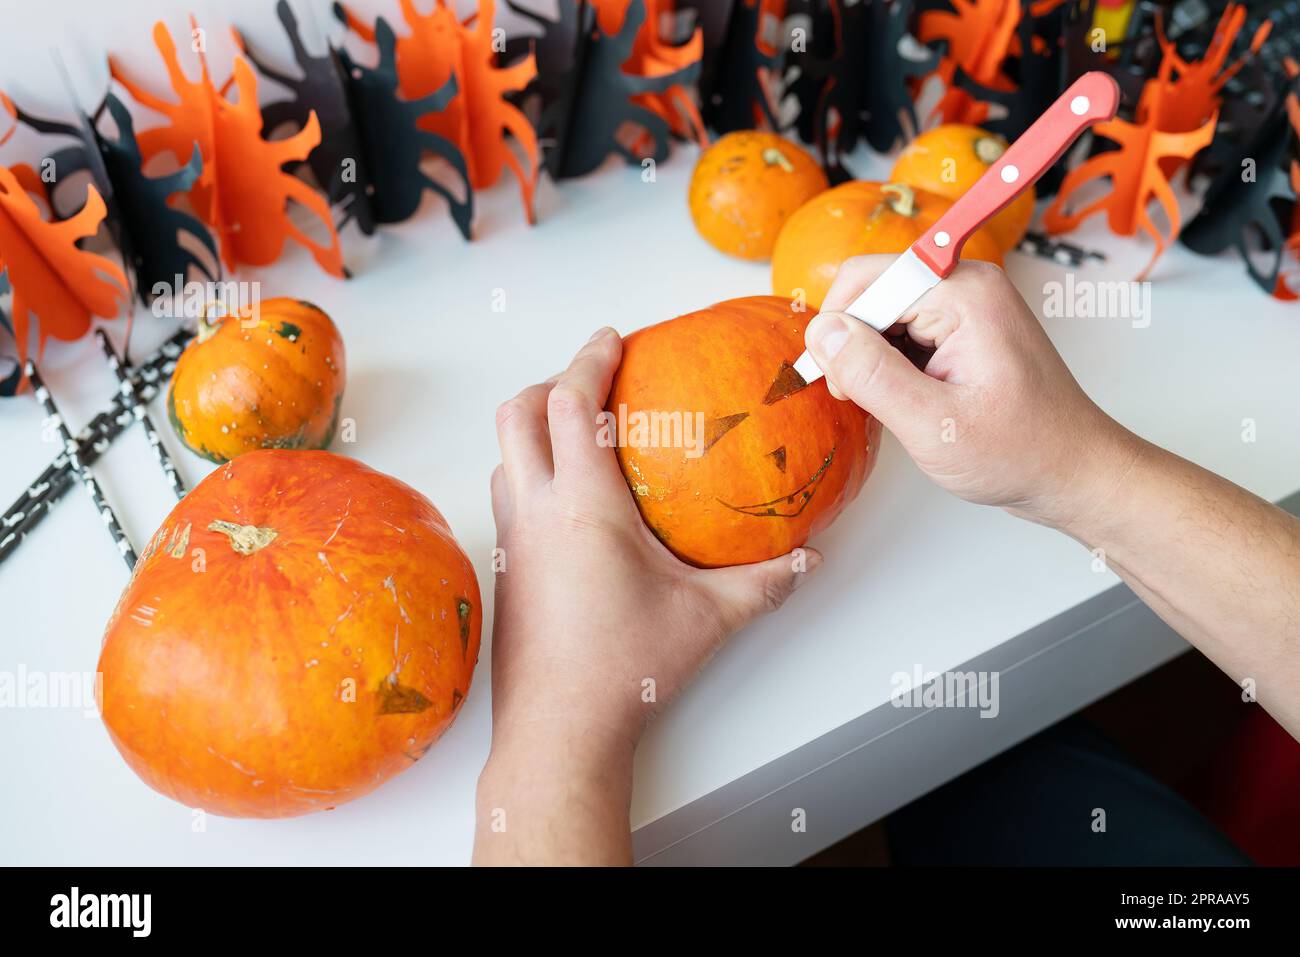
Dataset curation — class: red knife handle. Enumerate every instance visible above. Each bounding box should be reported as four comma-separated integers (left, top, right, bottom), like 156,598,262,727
912,71,1120,278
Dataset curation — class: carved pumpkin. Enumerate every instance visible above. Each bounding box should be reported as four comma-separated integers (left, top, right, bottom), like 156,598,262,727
770,181,1004,311
689,131,829,261
97,450,482,818
167,298,346,463
890,124,1034,253
606,296,880,568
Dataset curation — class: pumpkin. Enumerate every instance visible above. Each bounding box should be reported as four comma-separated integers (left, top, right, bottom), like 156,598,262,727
890,124,1034,253
606,296,881,568
689,131,829,261
770,181,1004,312
97,449,482,818
167,298,346,463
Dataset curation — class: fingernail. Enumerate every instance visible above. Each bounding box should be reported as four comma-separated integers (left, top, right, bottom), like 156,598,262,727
588,326,615,343
808,313,849,361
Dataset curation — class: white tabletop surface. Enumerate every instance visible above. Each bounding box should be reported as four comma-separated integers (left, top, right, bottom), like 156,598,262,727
2,1,1299,865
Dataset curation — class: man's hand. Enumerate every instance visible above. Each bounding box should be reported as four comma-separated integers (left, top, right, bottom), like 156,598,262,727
804,256,1141,531
805,256,1300,739
475,327,820,865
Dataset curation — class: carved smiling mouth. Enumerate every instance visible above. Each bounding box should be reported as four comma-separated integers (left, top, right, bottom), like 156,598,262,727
719,448,836,518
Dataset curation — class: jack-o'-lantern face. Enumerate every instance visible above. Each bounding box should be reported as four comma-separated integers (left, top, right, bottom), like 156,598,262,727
606,296,881,568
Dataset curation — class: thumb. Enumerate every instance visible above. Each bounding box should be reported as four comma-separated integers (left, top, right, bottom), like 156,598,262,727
699,547,823,634
805,311,944,441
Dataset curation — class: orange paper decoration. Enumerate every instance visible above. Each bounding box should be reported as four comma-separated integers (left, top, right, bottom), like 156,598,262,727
110,20,344,277
1151,4,1270,138
0,166,127,377
591,0,708,148
920,0,1020,126
0,91,15,146
1043,4,1273,279
1043,85,1216,280
338,0,539,224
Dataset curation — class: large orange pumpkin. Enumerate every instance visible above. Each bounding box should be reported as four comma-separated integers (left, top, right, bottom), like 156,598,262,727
97,450,482,818
890,124,1034,253
770,181,1004,311
689,131,829,260
606,296,880,568
167,298,345,463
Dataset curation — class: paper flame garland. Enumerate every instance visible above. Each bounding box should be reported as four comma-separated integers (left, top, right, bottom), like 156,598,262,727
1043,3,1277,280
109,19,345,278
1,0,1300,395
337,0,533,225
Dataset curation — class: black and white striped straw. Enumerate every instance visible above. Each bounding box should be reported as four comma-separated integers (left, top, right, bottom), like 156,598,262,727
23,361,138,571
96,330,186,500
0,328,190,567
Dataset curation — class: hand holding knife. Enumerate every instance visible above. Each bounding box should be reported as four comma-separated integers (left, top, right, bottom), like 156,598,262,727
791,72,1121,386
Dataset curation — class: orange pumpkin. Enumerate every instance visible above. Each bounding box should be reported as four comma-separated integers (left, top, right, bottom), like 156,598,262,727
890,124,1034,252
606,296,881,568
167,298,346,463
770,181,1004,311
97,449,482,818
689,131,829,260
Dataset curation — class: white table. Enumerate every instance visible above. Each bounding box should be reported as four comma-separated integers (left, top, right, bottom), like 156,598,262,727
2,2,1298,866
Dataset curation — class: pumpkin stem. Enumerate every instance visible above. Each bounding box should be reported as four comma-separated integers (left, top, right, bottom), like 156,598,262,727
761,147,795,173
881,183,918,218
207,520,278,555
974,136,1005,165
196,318,220,343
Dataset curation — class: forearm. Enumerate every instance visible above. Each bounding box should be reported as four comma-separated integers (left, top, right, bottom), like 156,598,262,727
473,725,635,866
1056,433,1300,735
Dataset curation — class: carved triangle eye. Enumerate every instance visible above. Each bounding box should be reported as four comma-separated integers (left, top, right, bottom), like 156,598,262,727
768,446,787,473
703,412,749,452
763,360,808,405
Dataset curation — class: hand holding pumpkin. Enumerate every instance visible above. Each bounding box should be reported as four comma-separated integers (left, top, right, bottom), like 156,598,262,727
805,258,1139,531
475,328,821,865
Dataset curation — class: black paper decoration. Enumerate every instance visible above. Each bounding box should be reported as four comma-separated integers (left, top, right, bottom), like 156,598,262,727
338,16,474,235
241,0,376,236
1181,85,1299,296
788,0,941,184
13,93,217,306
242,1,474,239
682,0,785,135
1109,0,1166,113
508,0,700,180
1189,54,1280,183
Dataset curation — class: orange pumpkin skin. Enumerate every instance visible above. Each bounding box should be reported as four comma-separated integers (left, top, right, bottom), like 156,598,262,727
890,125,1034,253
607,296,881,568
689,131,830,261
167,298,346,463
97,450,482,818
770,181,1005,311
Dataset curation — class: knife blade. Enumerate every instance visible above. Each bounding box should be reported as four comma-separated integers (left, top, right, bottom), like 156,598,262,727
791,70,1121,386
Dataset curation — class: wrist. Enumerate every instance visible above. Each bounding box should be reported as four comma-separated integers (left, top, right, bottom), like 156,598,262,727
480,710,637,795
1010,415,1149,541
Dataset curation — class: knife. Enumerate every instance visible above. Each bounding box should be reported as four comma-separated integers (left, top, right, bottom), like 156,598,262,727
791,71,1121,386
